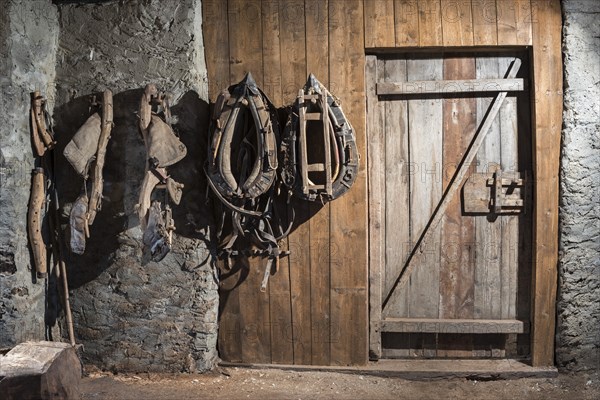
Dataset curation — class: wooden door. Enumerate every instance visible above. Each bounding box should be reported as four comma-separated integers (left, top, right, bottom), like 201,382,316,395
367,50,533,359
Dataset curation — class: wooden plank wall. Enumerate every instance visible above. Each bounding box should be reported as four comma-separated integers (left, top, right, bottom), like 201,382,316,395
204,0,562,367
203,0,367,366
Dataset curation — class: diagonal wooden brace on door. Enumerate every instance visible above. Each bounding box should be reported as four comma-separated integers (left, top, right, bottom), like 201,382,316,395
382,58,522,312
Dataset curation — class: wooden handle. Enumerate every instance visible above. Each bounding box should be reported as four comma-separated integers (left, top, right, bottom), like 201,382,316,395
28,168,47,279
138,84,156,141
30,107,46,157
86,89,114,225
32,94,56,150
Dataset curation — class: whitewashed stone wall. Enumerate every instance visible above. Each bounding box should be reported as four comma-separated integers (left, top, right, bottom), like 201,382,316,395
558,0,600,371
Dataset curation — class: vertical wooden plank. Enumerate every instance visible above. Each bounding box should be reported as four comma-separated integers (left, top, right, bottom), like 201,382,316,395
531,0,561,367
261,1,292,364
382,57,410,317
237,247,272,363
437,14,477,357
496,0,519,45
474,56,502,323
471,0,498,45
364,0,396,48
228,0,263,85
441,0,474,46
394,0,419,46
366,56,384,359
227,0,271,364
305,0,331,366
329,0,368,365
287,205,312,365
262,0,283,107
267,255,294,364
204,0,238,363
516,53,533,357
438,56,477,357
515,0,532,45
217,263,243,363
498,56,519,320
308,203,331,365
406,56,444,357
203,0,230,99
381,56,412,358
280,0,311,365
418,0,443,46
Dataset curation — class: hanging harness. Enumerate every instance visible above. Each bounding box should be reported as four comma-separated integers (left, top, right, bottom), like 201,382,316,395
208,73,359,291
206,73,290,292
63,89,113,255
281,74,359,202
136,84,186,261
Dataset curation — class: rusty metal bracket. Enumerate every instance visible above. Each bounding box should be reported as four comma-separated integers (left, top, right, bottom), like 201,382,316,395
463,168,527,214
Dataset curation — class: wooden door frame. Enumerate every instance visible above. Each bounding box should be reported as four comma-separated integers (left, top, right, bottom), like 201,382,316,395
367,1,562,367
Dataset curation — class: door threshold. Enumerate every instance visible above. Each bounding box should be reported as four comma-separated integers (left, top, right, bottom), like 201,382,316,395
219,359,557,380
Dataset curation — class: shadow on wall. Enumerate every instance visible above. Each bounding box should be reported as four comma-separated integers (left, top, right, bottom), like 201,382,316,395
52,89,212,290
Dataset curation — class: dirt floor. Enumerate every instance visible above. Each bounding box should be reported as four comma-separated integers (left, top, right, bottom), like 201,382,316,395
82,365,599,400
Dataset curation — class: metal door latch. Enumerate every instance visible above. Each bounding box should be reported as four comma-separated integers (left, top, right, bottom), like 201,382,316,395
463,168,528,214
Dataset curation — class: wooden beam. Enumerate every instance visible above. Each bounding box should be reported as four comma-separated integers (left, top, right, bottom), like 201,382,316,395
306,0,332,367
366,55,384,360
377,78,525,95
381,318,529,334
261,0,294,366
530,0,562,367
329,0,368,366
219,359,557,380
0,341,81,399
280,0,311,365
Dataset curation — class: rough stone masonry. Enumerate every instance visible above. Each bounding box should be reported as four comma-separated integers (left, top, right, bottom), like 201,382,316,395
1,0,218,372
53,0,217,372
558,0,600,371
0,0,59,349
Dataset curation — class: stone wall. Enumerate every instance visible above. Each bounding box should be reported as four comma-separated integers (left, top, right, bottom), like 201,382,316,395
52,0,217,372
0,0,59,348
558,0,600,371
1,0,217,372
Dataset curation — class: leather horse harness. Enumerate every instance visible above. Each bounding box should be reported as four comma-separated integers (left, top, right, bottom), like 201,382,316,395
207,73,359,291
281,74,359,202
206,73,287,291
136,84,186,261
